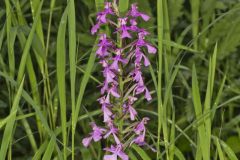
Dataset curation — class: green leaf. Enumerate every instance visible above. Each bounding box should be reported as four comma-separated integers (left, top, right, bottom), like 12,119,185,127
17,0,43,83
131,144,151,160
214,136,238,160
42,138,56,160
213,137,225,160
56,7,68,160
192,65,210,160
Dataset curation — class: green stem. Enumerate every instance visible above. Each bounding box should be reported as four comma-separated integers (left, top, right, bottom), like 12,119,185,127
118,26,124,141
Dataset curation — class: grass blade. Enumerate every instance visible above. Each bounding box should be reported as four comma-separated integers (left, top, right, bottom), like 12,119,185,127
157,0,164,159
42,138,56,160
213,136,238,160
32,141,48,160
57,7,68,160
17,0,43,83
192,65,209,160
0,77,25,160
213,137,225,160
68,0,77,158
190,0,200,49
131,144,151,160
72,38,98,158
174,147,186,160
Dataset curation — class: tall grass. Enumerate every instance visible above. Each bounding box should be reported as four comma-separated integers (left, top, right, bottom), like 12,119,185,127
0,0,240,159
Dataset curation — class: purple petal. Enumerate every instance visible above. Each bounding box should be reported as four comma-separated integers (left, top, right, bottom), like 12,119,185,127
82,137,92,147
128,96,137,104
113,134,121,144
130,19,137,26
110,61,119,71
110,89,120,98
133,134,145,146
103,106,113,122
101,82,108,94
106,94,110,104
97,13,107,23
103,113,112,123
104,131,111,139
140,13,150,21
104,154,118,160
104,145,116,152
145,88,152,101
91,23,100,35
136,85,145,95
118,151,129,160
129,106,137,121
136,39,146,47
96,46,103,55
92,133,102,142
104,2,112,10
119,58,128,64
146,44,157,54
130,25,138,32
121,30,132,39
142,54,150,66
105,69,116,83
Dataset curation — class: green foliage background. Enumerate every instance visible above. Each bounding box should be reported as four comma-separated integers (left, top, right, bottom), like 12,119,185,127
0,0,240,159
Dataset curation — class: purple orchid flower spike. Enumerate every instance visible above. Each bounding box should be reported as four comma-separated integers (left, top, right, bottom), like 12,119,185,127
82,122,106,147
118,18,132,39
104,144,129,160
129,3,150,21
85,2,156,155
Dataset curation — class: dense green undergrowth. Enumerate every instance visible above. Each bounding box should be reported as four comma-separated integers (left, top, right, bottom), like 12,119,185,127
0,0,240,159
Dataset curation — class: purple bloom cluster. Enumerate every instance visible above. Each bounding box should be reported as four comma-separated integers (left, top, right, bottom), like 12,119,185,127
83,2,156,159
